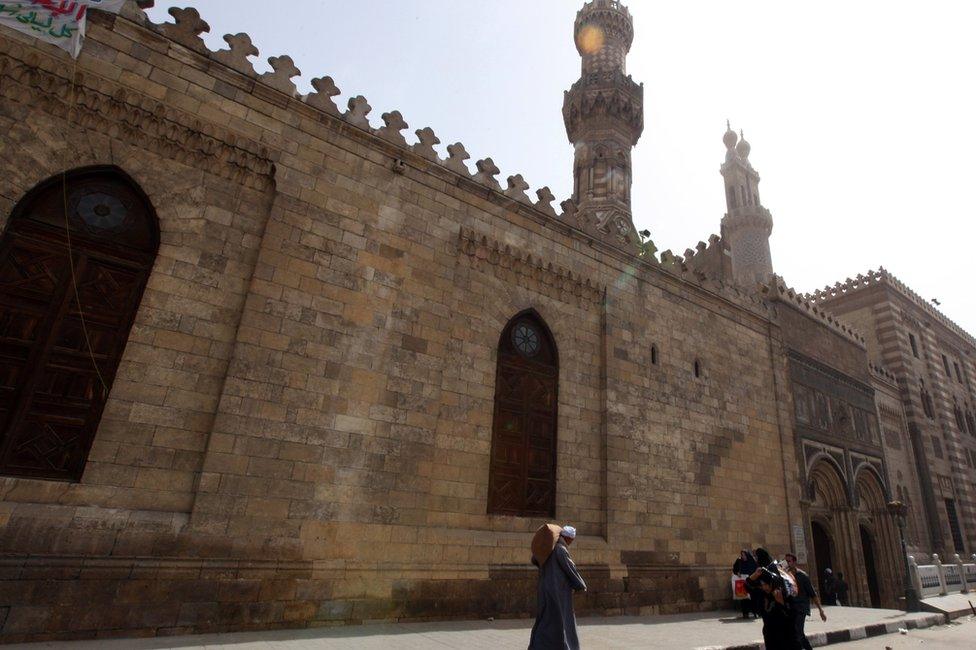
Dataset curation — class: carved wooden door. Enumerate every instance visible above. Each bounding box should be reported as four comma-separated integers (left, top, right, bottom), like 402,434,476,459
487,312,558,517
0,168,157,480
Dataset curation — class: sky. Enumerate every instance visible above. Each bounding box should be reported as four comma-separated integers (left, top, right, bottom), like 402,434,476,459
146,1,976,335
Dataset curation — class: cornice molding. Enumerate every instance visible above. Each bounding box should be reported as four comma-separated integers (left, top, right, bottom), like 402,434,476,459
0,43,275,192
458,227,605,308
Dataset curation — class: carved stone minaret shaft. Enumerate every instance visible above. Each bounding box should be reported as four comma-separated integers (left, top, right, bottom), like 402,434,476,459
720,124,774,287
562,0,644,248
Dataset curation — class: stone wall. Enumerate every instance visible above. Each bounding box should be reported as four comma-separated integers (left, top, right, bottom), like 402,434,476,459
0,6,801,642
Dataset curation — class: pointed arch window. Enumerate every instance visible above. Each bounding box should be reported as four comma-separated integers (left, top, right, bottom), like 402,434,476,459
487,310,558,517
0,167,158,481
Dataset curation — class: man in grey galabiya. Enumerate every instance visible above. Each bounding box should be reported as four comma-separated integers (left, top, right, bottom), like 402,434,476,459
529,525,587,650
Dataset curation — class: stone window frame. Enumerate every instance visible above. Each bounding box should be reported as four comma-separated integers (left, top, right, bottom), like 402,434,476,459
909,333,920,358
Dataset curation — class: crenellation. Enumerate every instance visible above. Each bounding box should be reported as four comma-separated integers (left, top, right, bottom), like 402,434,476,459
306,76,341,115
343,95,372,130
504,174,531,204
155,7,210,53
412,127,441,161
261,55,302,97
473,157,502,190
213,33,259,76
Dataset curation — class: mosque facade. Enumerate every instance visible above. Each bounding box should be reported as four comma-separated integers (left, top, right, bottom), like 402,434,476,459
0,0,971,641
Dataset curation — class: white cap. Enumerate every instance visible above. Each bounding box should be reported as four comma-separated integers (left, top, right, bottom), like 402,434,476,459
560,525,577,539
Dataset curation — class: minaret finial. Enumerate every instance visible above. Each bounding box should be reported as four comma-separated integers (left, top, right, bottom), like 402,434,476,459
721,128,773,287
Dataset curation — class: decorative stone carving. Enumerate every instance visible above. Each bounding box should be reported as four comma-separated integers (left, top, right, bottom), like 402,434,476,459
412,128,440,161
260,56,301,97
376,111,409,146
213,33,258,75
504,174,530,203
444,143,471,174
0,53,274,191
458,227,603,307
473,158,501,190
535,187,557,216
344,96,372,130
158,7,210,52
306,77,341,115
559,199,579,224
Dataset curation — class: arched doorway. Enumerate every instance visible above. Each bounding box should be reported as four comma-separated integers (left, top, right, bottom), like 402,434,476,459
0,167,158,480
811,520,834,598
860,525,881,608
855,466,900,609
807,457,850,601
487,310,558,517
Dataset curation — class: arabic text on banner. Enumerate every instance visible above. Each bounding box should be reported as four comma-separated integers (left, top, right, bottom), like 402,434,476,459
0,1,126,58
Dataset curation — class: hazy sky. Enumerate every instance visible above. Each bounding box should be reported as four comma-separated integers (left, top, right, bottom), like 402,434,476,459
147,1,976,335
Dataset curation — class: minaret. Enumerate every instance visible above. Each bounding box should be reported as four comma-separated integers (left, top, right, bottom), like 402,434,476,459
562,0,644,248
720,123,774,286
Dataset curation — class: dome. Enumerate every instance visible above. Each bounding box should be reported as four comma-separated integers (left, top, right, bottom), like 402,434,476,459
735,130,751,159
723,121,738,150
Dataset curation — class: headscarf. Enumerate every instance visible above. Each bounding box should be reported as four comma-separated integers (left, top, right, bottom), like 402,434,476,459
560,525,577,539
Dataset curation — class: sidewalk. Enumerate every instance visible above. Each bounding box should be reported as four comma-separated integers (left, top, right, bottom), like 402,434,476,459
7,607,944,649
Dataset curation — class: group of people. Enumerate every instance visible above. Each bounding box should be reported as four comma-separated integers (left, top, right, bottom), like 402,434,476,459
525,527,847,650
732,548,828,650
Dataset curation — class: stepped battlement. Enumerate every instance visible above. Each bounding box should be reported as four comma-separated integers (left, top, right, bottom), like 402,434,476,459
764,275,867,348
805,269,976,348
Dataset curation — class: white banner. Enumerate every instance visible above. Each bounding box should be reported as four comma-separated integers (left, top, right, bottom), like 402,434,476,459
0,1,126,58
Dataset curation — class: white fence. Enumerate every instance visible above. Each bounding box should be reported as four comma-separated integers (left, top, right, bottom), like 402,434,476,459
909,554,976,598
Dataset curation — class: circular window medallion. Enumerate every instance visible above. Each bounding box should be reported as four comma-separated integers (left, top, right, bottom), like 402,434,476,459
512,322,541,357
76,192,128,232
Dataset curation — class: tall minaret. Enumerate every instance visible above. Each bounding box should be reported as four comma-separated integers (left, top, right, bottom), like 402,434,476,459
562,0,644,248
720,123,774,286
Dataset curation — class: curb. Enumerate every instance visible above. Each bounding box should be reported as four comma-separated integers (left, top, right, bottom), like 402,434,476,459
720,613,946,650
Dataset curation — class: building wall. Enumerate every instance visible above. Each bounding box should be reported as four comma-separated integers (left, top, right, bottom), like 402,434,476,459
815,278,976,561
772,298,901,609
0,9,803,641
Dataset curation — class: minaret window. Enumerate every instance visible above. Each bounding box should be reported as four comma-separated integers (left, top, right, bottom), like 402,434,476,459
651,345,658,366
727,187,737,209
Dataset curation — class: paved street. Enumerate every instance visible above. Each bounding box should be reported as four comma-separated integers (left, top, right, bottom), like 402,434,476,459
6,607,945,649
833,617,974,649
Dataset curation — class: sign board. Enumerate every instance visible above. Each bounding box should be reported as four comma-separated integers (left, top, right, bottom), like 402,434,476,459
0,1,126,58
792,523,808,564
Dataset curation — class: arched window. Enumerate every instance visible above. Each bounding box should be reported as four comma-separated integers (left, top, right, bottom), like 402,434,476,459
0,167,158,480
694,359,702,379
650,345,658,366
487,310,558,517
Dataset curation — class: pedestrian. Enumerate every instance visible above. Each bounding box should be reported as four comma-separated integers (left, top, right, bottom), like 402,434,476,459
785,553,827,650
821,568,837,606
752,547,778,618
529,525,587,650
732,550,758,619
746,565,800,650
834,572,849,607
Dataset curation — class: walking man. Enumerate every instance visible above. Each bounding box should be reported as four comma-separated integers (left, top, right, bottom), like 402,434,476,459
529,525,587,650
785,553,826,650
822,568,837,606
